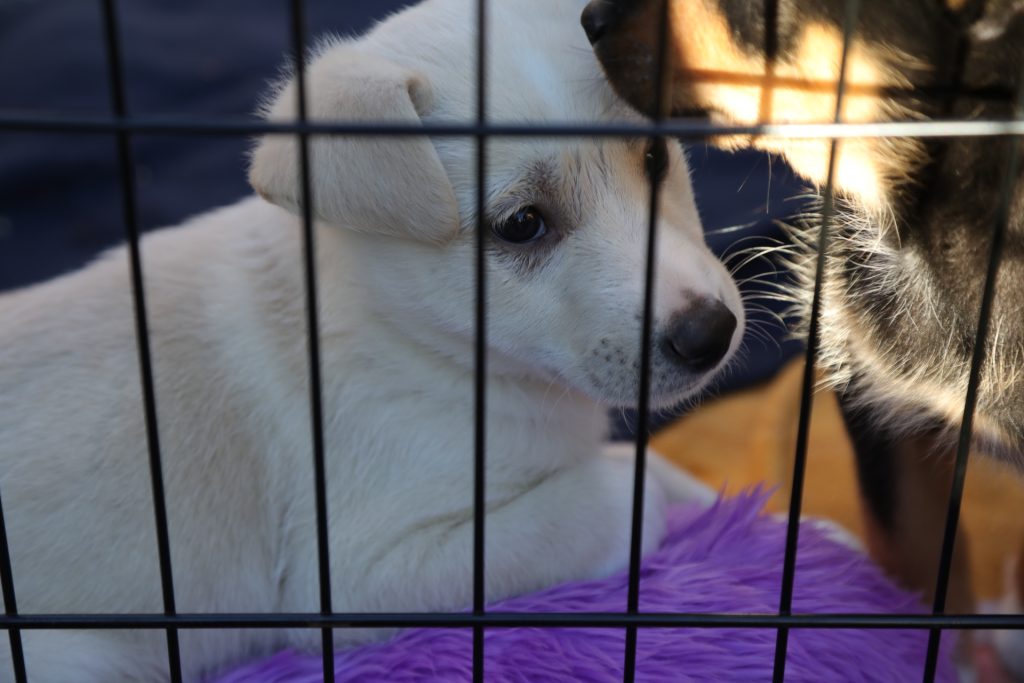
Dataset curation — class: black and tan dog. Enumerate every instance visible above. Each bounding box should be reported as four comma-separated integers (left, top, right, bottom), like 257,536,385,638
582,0,1024,649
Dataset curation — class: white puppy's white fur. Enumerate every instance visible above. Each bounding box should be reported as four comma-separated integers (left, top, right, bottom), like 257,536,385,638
0,0,742,680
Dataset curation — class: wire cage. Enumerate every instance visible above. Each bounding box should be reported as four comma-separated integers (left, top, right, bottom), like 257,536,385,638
0,0,1023,682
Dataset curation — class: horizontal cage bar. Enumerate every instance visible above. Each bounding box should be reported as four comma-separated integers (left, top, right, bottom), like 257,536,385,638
0,612,1021,630
2,116,1024,139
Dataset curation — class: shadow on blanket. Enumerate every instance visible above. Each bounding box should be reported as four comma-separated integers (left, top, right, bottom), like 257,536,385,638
210,491,954,683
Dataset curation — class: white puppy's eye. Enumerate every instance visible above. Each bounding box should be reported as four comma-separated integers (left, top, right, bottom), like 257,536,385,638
493,207,548,244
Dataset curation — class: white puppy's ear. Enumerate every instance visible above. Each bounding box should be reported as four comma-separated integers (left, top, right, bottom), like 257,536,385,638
249,47,460,243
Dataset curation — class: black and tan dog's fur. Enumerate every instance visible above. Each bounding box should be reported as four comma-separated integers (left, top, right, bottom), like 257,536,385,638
583,0,1024,631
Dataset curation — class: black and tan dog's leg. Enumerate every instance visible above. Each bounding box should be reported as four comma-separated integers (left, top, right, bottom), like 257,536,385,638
840,395,974,653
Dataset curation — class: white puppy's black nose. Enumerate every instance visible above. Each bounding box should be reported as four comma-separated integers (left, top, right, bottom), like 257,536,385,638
663,301,737,372
581,0,622,45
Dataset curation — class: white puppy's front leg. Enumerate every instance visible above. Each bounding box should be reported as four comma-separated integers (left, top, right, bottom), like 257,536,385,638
603,442,718,507
345,456,669,628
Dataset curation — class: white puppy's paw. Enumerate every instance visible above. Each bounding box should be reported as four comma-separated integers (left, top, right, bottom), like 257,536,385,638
767,514,865,554
602,442,717,507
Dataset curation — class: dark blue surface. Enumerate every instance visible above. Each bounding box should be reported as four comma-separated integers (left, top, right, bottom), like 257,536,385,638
0,0,807,416
0,0,413,288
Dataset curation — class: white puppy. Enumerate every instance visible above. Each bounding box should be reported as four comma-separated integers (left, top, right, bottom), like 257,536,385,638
0,0,743,680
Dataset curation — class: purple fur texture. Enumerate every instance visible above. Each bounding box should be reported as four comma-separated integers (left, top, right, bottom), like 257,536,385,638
211,491,955,682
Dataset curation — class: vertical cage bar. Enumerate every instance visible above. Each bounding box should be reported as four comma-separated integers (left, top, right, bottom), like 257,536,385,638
0,490,26,683
771,1,860,680
622,1,672,681
285,1,335,680
759,0,780,124
98,2,183,681
472,0,488,681
921,72,1024,683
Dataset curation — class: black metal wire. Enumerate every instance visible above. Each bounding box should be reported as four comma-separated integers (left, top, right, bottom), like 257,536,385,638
0,490,25,682
285,1,335,681
771,1,861,681
761,0,780,124
472,0,488,681
920,66,1024,683
622,1,672,680
0,610,1019,630
5,115,1024,139
98,1,184,680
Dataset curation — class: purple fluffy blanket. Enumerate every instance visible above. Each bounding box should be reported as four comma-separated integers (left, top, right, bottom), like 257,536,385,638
211,491,954,682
